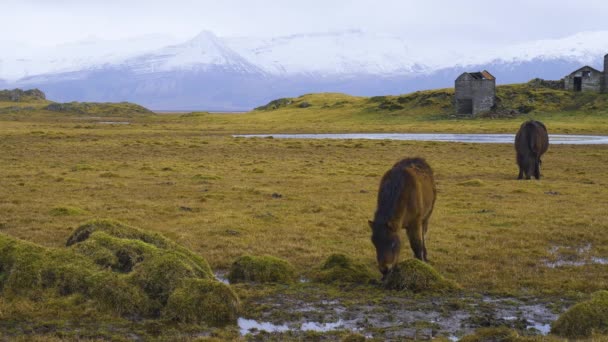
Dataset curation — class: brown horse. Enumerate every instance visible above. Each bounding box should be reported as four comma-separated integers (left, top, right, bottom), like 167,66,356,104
515,120,549,180
369,158,436,278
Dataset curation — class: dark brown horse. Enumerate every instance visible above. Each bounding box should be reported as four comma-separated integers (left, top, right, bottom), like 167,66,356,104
515,120,549,180
369,158,436,278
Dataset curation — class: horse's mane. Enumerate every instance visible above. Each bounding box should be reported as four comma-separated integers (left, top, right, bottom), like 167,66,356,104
373,158,429,224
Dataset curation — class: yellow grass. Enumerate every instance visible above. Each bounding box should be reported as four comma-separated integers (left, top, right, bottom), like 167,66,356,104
1,93,608,339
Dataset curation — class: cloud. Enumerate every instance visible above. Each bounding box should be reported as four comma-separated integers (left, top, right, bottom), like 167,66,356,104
2,0,608,47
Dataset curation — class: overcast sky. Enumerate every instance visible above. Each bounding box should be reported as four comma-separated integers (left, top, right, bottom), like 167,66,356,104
3,0,608,47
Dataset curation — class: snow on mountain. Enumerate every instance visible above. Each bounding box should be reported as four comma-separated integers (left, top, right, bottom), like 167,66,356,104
124,31,263,74
456,31,608,67
5,29,608,110
0,34,176,81
226,30,427,76
3,29,608,82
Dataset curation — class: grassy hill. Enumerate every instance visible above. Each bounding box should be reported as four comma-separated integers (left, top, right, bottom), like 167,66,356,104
0,88,154,118
183,81,608,134
255,81,608,116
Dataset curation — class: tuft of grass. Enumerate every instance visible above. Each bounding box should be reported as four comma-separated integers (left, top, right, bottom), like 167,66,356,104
458,179,486,187
164,278,240,325
312,253,377,285
383,259,459,293
49,206,85,216
459,327,520,342
551,290,608,338
227,255,296,284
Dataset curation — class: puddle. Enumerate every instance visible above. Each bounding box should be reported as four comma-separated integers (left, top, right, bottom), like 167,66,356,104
234,133,608,145
238,318,289,335
238,318,353,336
544,244,608,268
241,292,562,340
527,322,551,335
214,271,230,284
300,320,344,332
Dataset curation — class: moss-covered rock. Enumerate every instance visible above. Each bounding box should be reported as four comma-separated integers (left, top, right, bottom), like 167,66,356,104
312,254,376,285
0,233,94,299
459,327,520,342
0,219,239,326
164,279,240,325
551,290,608,338
227,255,296,284
383,259,458,293
67,219,212,276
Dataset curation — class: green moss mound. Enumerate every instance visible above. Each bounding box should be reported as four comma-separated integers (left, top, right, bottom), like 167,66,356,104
44,101,153,116
164,279,240,325
383,259,458,293
312,254,376,285
0,219,239,326
551,290,608,338
459,327,520,342
227,255,296,284
0,233,95,299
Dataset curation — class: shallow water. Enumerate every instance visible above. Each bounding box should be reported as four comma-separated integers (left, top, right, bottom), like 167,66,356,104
544,244,608,268
238,318,352,336
239,293,560,339
234,133,608,145
238,318,289,335
214,272,230,284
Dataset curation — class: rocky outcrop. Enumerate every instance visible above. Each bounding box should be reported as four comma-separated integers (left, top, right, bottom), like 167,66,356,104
0,88,46,102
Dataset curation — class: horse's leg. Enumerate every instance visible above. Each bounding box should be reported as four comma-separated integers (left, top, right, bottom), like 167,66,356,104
517,165,523,180
406,221,425,261
422,218,430,262
534,158,541,179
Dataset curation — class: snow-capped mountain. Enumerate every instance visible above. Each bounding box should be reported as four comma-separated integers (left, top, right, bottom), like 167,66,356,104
226,30,428,76
4,30,608,110
0,34,177,81
125,31,264,74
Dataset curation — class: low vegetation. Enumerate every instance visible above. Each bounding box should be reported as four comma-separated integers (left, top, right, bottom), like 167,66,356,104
44,101,153,116
0,219,240,336
383,259,459,293
311,253,376,285
551,290,608,338
0,85,607,339
228,255,296,284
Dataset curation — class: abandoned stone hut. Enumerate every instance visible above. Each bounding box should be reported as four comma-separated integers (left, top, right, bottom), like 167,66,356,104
563,54,608,93
454,70,496,115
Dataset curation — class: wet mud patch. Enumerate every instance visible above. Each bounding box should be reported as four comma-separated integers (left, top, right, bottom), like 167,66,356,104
237,284,566,340
544,244,608,268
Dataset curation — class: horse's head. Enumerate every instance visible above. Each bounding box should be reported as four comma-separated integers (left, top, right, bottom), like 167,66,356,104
369,220,401,279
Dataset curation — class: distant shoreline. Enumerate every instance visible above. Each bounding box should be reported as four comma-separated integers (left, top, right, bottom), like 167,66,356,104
152,110,248,114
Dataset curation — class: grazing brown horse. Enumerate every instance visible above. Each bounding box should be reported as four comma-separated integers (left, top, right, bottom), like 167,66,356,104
515,120,549,180
369,158,436,278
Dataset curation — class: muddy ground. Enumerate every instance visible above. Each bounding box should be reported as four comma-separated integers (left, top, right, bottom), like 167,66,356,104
235,281,568,341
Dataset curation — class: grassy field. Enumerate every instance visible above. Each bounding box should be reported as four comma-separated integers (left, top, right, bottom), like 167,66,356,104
0,87,608,340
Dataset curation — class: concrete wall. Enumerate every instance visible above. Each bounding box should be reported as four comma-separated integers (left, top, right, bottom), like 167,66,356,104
564,67,602,92
454,74,496,115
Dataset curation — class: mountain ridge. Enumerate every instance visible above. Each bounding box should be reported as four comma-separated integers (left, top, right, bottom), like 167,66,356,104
5,30,608,110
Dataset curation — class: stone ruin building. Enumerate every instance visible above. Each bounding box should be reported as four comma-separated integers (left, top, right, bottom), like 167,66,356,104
564,54,608,93
454,70,496,115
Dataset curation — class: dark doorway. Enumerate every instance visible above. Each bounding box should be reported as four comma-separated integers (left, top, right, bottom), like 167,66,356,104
457,99,473,114
574,77,582,91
